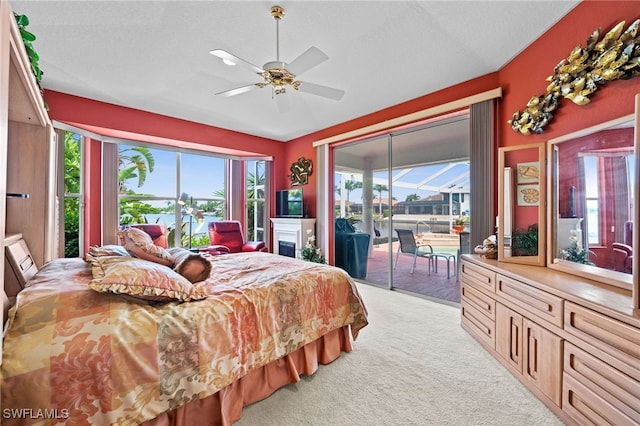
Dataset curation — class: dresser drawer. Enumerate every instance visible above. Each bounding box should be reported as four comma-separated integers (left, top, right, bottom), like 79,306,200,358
564,342,640,424
563,372,638,425
496,274,563,328
460,260,496,294
461,299,495,349
461,283,495,321
565,302,640,381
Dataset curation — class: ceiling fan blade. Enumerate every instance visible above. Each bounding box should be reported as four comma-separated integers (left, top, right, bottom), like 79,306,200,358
215,84,259,97
287,46,328,76
209,49,263,74
298,81,345,101
275,92,291,113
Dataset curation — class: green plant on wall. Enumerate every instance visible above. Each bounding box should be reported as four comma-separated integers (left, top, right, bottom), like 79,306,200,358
14,13,43,85
512,224,539,256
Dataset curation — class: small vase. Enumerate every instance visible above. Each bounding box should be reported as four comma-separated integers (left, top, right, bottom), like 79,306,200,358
452,225,465,234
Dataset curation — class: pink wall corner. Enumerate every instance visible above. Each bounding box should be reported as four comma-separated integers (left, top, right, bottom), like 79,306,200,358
498,1,640,148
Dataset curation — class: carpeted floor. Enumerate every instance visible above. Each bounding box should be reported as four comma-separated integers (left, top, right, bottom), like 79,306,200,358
236,283,564,426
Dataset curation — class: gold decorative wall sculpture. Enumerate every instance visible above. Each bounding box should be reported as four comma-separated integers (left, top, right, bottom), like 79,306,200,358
509,19,640,135
289,157,313,186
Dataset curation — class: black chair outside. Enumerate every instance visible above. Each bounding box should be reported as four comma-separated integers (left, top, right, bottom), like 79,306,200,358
394,229,434,274
335,218,371,279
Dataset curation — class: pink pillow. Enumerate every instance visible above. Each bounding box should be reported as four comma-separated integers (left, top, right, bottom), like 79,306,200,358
88,256,206,302
86,244,129,259
119,226,173,267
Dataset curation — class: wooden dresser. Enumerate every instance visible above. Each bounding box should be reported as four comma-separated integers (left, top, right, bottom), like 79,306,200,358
461,255,640,425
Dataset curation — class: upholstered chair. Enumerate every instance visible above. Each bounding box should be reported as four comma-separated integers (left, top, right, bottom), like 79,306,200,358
612,242,633,274
124,224,169,248
207,221,267,253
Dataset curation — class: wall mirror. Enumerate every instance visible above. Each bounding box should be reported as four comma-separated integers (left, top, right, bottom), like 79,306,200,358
548,100,638,293
498,142,546,266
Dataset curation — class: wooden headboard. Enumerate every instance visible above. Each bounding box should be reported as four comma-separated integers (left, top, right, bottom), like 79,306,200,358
3,234,38,330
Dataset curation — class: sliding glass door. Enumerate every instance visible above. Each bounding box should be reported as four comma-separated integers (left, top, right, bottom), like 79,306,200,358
333,113,470,304
334,135,390,287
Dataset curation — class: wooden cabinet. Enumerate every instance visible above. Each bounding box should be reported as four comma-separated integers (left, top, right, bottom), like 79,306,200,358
1,0,54,367
460,261,496,351
522,317,563,405
563,342,640,425
562,302,640,424
494,294,563,406
461,255,640,424
495,303,523,371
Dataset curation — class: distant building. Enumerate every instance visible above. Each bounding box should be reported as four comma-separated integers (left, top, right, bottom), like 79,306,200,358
393,193,467,216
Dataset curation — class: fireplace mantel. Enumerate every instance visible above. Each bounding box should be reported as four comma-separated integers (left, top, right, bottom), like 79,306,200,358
270,218,316,257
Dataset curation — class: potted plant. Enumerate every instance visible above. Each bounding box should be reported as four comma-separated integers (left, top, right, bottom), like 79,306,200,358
512,224,539,256
452,215,469,234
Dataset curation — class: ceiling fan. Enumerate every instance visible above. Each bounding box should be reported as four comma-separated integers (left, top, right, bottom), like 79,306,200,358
210,5,345,112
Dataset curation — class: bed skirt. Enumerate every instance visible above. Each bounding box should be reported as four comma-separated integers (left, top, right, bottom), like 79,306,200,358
143,325,352,426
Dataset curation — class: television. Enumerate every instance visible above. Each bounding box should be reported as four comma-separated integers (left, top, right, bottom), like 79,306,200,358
276,188,304,218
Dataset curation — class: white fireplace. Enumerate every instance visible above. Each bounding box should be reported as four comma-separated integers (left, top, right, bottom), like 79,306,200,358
270,218,316,258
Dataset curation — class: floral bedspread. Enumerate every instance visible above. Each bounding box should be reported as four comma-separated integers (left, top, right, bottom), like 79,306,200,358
1,253,368,425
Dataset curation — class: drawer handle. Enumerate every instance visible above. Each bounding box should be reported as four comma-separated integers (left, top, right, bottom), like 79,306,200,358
528,334,537,379
511,322,519,363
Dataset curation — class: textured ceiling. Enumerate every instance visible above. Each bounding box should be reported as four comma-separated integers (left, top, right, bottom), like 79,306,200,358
10,0,579,141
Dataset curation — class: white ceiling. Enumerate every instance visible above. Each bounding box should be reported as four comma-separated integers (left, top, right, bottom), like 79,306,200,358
10,0,578,142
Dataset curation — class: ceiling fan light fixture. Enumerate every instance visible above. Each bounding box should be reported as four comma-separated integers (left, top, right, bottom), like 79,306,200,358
210,5,344,105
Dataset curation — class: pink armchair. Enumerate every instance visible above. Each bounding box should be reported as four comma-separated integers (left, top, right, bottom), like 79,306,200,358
120,224,168,248
612,242,633,274
207,221,267,254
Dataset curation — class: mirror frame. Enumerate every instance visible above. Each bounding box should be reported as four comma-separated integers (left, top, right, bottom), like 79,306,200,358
498,142,546,266
547,95,639,302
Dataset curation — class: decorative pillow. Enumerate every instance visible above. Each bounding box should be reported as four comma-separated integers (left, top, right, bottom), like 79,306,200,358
118,226,173,267
88,256,206,302
168,248,212,283
87,244,130,259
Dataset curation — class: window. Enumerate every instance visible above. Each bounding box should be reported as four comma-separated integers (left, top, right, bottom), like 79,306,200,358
62,132,83,257
118,145,227,248
583,156,600,245
246,160,266,241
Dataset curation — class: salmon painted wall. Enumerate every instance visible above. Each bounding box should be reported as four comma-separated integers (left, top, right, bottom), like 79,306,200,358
281,139,318,219
45,91,285,156
499,1,640,148
84,138,102,254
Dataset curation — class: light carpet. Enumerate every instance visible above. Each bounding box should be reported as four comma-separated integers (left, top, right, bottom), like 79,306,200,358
236,283,564,426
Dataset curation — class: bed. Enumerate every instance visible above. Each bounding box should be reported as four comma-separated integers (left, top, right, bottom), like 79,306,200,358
1,242,368,425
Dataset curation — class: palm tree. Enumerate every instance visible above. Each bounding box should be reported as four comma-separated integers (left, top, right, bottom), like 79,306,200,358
373,184,388,216
247,169,265,240
405,193,420,202
118,146,155,193
118,146,159,224
344,180,361,212
336,179,362,214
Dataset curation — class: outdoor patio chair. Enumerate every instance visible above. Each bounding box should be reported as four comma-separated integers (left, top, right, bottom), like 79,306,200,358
394,229,434,274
